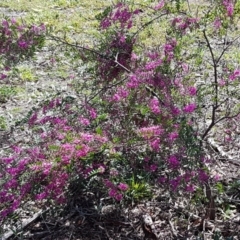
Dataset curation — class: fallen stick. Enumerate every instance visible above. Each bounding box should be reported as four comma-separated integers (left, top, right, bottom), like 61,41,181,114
1,209,48,240
207,137,240,166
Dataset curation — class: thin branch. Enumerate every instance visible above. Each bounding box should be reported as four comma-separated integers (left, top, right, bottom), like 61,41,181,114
201,30,219,140
47,35,111,60
133,12,169,38
216,35,240,64
114,52,131,73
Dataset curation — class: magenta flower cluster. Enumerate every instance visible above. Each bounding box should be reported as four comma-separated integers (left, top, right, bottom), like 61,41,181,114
0,18,46,78
222,0,234,17
105,180,128,201
2,0,236,224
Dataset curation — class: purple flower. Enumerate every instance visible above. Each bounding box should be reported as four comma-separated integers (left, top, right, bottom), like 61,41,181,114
183,103,196,113
198,170,209,183
104,179,115,188
2,19,9,28
213,18,221,30
0,73,7,80
150,138,160,151
101,18,111,29
223,0,234,16
1,157,14,164
171,106,181,115
158,176,167,184
149,164,158,172
109,188,117,197
89,108,97,119
168,132,178,142
185,185,195,192
118,183,129,191
18,41,28,49
149,98,161,114
229,69,240,81
182,63,189,73
168,155,180,169
154,0,165,10
28,111,38,126
170,177,181,191
188,86,197,96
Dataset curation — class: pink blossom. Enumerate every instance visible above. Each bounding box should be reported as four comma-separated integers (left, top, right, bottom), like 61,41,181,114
118,87,128,97
12,145,22,154
79,117,90,126
127,74,140,88
168,155,180,169
139,125,163,139
61,143,74,154
4,179,18,189
213,174,221,181
145,60,162,71
131,53,138,61
62,156,70,165
35,191,48,201
0,73,7,80
11,199,20,211
150,138,160,151
170,177,181,191
28,111,38,126
218,79,226,86
229,69,240,81
1,157,14,164
104,179,115,188
171,106,181,115
168,132,178,142
188,86,197,96
118,183,129,191
0,209,9,219
11,18,17,25
149,164,158,172
183,171,195,182
127,20,132,29
18,41,28,49
183,103,196,113
89,108,97,119
223,0,234,16
6,167,19,176
110,168,119,176
112,87,129,101
213,18,221,30
20,183,31,196
182,63,189,73
81,133,94,142
198,169,209,183
147,51,159,60
2,19,9,28
101,18,111,29
112,93,121,101
149,98,161,114
75,145,89,157
109,188,117,197
98,165,105,174
154,0,165,10
158,176,167,184
185,185,195,192
164,44,173,52
114,193,123,201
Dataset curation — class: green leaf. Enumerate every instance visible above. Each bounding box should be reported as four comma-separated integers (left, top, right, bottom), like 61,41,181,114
96,126,102,135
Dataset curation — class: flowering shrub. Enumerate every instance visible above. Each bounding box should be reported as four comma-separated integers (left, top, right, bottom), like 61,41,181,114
1,0,240,226
0,17,46,80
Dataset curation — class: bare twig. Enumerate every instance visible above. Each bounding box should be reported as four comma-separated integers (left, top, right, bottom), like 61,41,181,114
1,208,49,240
